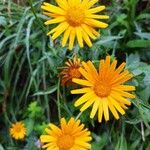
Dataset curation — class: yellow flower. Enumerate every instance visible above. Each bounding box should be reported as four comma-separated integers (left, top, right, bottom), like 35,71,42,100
40,118,92,150
71,56,136,122
41,0,109,50
10,122,26,140
60,56,82,86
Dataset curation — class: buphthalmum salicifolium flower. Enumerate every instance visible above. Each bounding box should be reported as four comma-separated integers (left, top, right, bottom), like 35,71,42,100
40,117,92,150
60,55,82,86
41,0,109,50
9,121,26,140
71,56,136,122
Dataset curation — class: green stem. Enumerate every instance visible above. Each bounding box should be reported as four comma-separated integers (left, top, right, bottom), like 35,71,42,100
42,38,51,122
75,112,82,121
57,78,61,120
28,0,46,34
4,112,12,125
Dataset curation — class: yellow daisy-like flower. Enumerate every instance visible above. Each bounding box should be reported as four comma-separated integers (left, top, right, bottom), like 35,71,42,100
40,118,92,150
9,122,26,140
71,56,136,122
60,56,82,86
41,0,109,50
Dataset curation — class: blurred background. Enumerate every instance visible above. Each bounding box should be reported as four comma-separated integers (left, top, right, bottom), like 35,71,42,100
0,0,150,149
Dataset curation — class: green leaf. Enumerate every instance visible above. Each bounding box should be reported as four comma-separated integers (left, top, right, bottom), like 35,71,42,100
32,85,57,96
0,144,4,150
0,16,6,26
24,119,34,136
96,36,123,45
115,134,127,150
91,133,108,150
127,40,150,48
125,117,141,125
146,143,150,150
92,142,104,150
27,101,43,118
134,32,150,40
136,13,150,20
138,86,150,102
126,53,140,71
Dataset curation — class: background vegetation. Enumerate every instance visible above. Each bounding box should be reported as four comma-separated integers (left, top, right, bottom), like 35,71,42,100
0,0,150,149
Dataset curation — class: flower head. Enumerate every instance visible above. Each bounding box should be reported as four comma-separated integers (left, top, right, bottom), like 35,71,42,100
9,122,26,140
71,56,136,122
41,0,109,50
60,56,82,86
40,118,92,150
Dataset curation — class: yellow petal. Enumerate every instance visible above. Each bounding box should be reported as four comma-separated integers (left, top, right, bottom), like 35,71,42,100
60,118,67,132
56,0,69,10
69,28,76,50
76,27,84,48
81,24,97,39
87,14,109,19
74,140,91,149
108,99,119,119
105,56,111,68
81,0,90,7
113,74,134,86
85,19,108,28
72,78,93,86
79,67,95,83
102,98,109,121
110,59,117,71
40,135,57,142
52,22,69,40
113,89,135,99
47,22,67,35
74,92,95,107
68,0,81,5
113,85,135,91
43,143,56,149
45,128,52,135
87,0,98,8
43,12,58,18
41,3,65,15
82,30,92,47
99,59,105,74
62,26,72,47
111,70,130,84
68,117,75,127
115,62,126,74
88,6,106,14
98,102,103,122
76,136,92,142
110,92,131,105
44,17,66,25
47,147,59,150
48,123,62,135
80,99,95,112
82,61,98,79
71,88,92,94
87,61,99,77
90,98,100,118
90,27,100,37
109,96,125,115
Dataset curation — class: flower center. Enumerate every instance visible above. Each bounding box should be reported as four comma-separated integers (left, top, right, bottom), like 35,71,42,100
66,7,85,26
94,80,111,97
57,134,74,150
15,126,21,132
69,68,81,78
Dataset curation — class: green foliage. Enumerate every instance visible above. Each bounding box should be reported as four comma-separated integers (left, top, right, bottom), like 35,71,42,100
0,0,150,149
27,102,43,119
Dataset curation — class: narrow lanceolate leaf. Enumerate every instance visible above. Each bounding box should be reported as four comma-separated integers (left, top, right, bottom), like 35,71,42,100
32,85,57,96
127,40,150,48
